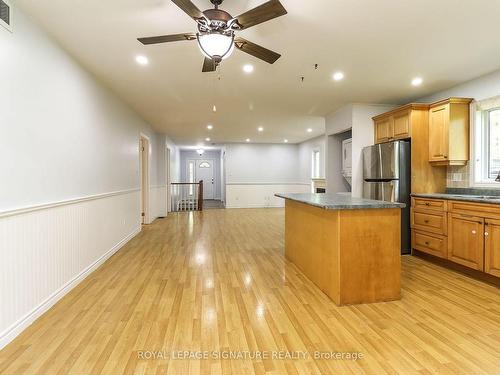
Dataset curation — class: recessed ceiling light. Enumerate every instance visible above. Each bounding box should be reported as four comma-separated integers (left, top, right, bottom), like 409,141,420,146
135,55,149,66
243,64,254,73
258,127,264,132
412,77,423,86
205,137,211,142
207,125,213,130
284,139,289,143
333,71,344,81
246,138,251,142
307,128,313,133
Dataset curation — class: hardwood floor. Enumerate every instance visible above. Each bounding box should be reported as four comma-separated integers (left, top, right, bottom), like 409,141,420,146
1,208,500,374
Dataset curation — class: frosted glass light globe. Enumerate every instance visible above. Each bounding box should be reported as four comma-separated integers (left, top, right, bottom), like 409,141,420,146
198,33,234,60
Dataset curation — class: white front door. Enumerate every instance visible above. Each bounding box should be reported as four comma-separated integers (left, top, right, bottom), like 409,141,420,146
196,160,214,199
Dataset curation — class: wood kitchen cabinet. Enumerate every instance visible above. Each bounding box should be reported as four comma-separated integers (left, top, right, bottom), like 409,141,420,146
374,108,411,144
411,197,448,258
412,198,500,279
428,98,472,166
392,110,411,139
374,117,393,143
447,214,484,270
485,219,500,277
373,104,447,194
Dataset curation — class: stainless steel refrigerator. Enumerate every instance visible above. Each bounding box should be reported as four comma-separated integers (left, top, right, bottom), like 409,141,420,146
362,141,411,254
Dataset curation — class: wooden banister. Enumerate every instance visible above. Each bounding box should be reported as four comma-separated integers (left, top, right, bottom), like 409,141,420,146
198,180,203,211
169,181,203,212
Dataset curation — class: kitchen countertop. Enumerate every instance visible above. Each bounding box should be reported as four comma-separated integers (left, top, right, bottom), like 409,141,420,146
275,193,406,210
412,193,500,205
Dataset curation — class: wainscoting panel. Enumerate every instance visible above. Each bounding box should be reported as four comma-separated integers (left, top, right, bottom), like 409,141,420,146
225,184,311,208
149,185,167,221
0,190,141,349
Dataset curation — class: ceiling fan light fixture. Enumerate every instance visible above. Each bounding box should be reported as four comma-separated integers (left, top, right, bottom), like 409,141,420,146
197,32,235,61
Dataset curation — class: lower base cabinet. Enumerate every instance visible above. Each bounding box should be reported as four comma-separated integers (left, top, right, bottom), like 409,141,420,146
448,214,484,271
485,219,500,277
412,197,500,278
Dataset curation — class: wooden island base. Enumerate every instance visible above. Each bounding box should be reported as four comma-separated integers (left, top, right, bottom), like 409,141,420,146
285,200,401,305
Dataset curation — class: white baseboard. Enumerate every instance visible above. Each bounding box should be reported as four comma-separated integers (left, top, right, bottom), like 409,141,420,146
0,226,141,350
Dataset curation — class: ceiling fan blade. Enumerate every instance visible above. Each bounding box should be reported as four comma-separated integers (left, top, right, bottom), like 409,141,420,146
137,33,197,45
235,0,287,30
171,0,204,20
202,57,216,73
234,37,281,64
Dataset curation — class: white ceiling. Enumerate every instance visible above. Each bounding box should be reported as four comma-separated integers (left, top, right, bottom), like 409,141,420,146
18,0,500,145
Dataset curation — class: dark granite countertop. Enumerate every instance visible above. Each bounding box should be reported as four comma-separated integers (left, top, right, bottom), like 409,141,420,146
275,193,406,210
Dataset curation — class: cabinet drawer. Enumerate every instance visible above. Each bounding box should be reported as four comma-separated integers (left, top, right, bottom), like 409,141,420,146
411,210,447,235
412,197,446,212
449,201,500,219
412,230,447,258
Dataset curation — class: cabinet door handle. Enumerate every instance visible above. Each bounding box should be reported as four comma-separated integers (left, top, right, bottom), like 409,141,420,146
425,203,430,206
425,241,430,246
424,220,429,223
485,232,489,237
472,230,477,235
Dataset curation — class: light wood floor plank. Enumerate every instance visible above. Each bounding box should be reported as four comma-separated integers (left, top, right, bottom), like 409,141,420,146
1,208,500,374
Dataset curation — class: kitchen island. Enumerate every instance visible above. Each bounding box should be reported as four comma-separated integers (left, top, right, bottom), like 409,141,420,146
276,193,405,305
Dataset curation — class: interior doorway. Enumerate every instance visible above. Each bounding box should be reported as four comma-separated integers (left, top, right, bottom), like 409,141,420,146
140,135,150,225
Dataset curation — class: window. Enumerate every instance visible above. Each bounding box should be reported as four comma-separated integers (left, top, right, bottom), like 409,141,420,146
199,161,211,168
487,109,500,179
188,161,195,195
312,150,320,178
475,104,500,184
0,0,11,31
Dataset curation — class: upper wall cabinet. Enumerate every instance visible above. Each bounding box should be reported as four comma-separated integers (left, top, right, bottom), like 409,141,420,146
428,98,473,166
372,104,447,194
374,117,393,143
374,108,412,143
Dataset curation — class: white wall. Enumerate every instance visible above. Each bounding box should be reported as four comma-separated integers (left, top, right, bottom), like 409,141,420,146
325,104,397,197
418,69,500,103
224,143,309,208
351,104,397,197
298,136,326,184
0,5,174,349
0,12,163,212
326,104,354,136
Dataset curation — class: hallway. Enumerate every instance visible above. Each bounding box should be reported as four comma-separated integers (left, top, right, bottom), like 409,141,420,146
203,200,225,209
1,209,499,374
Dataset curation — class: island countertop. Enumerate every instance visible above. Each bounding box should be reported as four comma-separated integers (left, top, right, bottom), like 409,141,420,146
275,193,406,210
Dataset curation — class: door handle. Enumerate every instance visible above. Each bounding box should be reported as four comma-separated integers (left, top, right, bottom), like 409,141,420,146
472,230,477,235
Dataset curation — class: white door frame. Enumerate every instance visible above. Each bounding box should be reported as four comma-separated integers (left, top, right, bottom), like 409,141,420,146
166,147,171,214
187,158,216,199
139,133,150,225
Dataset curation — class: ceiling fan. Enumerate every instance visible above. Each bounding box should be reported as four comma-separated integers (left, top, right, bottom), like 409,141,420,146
137,0,287,72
